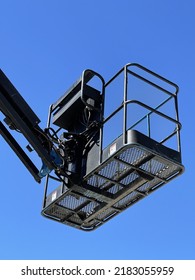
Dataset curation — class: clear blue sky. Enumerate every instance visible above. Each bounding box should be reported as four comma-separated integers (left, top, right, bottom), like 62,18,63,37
0,0,194,260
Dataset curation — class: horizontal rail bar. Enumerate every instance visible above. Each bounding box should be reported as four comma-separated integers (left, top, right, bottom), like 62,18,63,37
126,99,182,130
127,69,177,97
126,63,179,95
104,67,124,87
129,95,173,130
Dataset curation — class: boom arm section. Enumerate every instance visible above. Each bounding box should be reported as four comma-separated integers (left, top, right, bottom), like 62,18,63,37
0,69,61,182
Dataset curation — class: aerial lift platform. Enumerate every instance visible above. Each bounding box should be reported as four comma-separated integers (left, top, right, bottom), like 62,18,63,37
0,63,184,230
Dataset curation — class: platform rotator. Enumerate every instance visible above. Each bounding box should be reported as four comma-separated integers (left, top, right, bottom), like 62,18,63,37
0,63,184,230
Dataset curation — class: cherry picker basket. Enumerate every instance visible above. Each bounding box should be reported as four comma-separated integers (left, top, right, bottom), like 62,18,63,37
41,63,184,231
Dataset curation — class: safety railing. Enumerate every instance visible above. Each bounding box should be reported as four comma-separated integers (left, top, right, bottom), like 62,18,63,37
101,63,182,164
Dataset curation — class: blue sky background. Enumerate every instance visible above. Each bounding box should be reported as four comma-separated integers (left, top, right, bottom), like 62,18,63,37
0,0,194,259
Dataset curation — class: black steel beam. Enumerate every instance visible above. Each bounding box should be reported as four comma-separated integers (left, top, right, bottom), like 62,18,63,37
0,90,54,170
0,121,41,182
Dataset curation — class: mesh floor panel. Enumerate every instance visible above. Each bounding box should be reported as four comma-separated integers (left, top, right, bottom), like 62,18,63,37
42,141,183,231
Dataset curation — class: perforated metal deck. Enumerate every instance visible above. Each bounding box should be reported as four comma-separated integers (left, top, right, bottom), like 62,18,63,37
42,130,183,231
